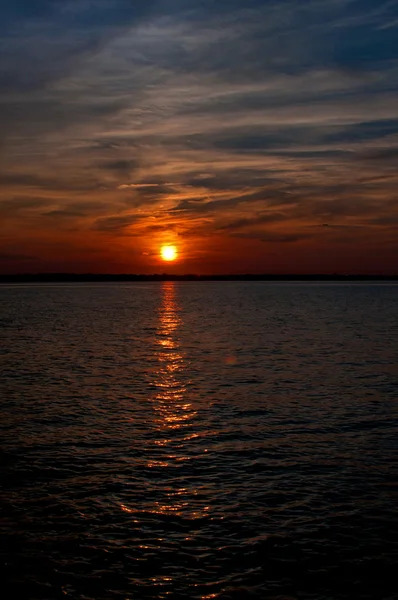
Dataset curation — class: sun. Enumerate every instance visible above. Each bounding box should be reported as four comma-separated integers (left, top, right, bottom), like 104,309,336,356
160,245,178,261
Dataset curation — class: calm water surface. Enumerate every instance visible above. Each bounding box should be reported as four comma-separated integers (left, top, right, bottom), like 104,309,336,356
1,282,398,600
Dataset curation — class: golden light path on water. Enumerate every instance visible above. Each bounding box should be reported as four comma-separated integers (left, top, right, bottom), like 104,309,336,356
152,282,202,512
148,282,210,594
119,283,212,595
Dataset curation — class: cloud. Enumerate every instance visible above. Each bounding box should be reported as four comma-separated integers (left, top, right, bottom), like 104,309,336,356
100,159,140,174
117,183,175,191
41,209,85,218
1,0,398,271
0,0,158,92
360,146,398,164
216,212,288,232
93,214,142,232
260,232,311,243
0,196,50,209
0,196,52,220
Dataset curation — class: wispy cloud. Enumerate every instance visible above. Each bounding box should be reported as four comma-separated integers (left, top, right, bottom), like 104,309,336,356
1,0,398,272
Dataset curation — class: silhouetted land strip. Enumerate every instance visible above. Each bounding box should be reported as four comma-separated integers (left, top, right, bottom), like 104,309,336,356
1,273,397,283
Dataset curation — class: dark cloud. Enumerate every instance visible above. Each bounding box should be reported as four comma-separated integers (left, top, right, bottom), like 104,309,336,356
0,0,158,92
232,230,313,243
100,160,140,175
144,223,177,233
368,215,398,226
260,232,312,243
361,147,398,164
42,209,85,218
37,200,109,219
118,184,177,198
299,197,382,220
217,212,288,232
182,170,290,194
0,172,102,192
170,187,295,218
0,196,51,216
93,214,141,232
0,174,59,187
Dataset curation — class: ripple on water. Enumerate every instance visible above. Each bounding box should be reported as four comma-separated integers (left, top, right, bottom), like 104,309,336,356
1,282,398,599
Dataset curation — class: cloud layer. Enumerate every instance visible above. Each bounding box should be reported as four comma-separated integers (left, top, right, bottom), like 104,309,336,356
1,0,398,272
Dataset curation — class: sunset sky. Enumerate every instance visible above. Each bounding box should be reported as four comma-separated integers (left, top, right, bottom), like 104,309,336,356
1,0,398,274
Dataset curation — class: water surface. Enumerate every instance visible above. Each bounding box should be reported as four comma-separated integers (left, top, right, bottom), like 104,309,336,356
1,282,398,599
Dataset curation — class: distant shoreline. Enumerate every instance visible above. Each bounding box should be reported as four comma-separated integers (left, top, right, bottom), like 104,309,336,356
1,273,397,283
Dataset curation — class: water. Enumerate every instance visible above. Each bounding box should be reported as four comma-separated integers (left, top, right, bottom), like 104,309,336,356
1,282,398,600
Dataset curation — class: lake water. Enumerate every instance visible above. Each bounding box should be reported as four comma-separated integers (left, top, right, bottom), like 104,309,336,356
1,282,398,600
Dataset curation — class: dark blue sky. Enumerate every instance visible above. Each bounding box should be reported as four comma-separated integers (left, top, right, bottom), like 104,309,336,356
1,0,398,273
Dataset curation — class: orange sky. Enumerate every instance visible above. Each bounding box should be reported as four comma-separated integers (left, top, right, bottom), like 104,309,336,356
1,0,398,274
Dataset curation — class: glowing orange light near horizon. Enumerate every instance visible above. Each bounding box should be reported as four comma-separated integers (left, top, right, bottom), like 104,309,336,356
161,245,178,261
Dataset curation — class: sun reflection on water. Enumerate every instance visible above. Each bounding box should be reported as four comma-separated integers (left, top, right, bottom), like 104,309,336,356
119,283,207,532
153,282,197,435
141,282,204,521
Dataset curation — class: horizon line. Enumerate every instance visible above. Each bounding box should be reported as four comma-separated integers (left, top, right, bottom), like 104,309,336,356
1,272,398,282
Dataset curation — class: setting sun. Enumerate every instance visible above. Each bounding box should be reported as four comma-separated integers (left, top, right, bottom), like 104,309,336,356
160,245,178,261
